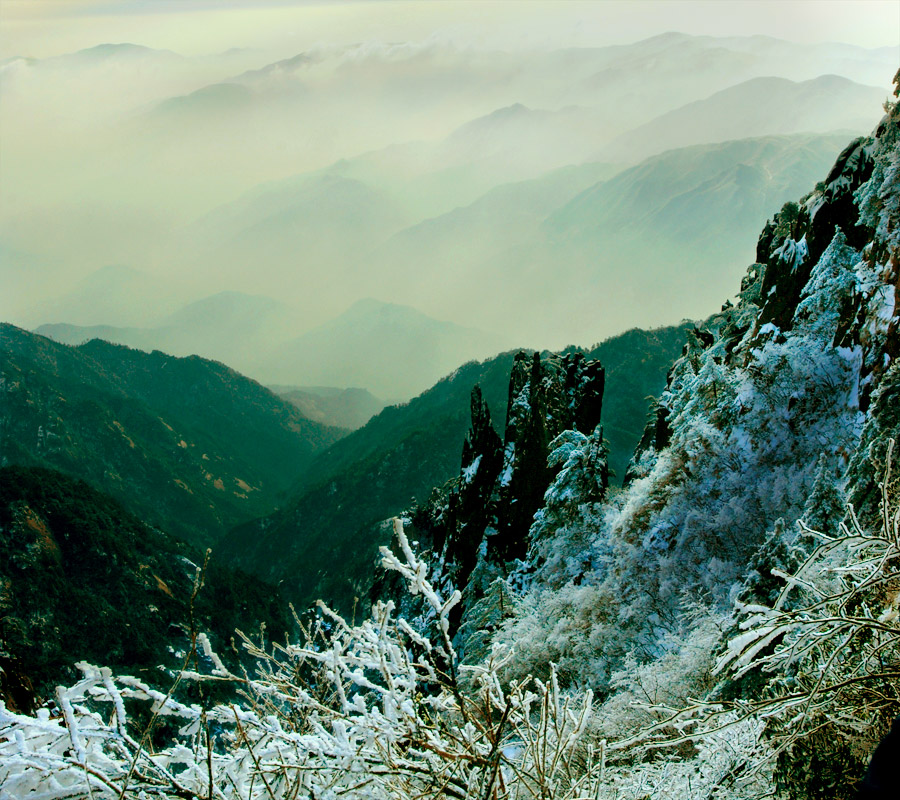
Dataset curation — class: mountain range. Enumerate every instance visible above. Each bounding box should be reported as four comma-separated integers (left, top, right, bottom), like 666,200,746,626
258,298,511,400
270,385,385,431
219,323,691,612
3,32,894,348
602,73,886,161
3,55,900,799
32,128,868,383
36,294,510,400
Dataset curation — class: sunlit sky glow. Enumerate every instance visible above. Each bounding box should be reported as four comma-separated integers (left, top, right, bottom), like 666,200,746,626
2,1,898,60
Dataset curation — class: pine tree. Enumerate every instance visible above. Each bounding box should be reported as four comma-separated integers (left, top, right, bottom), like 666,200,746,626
741,518,800,607
801,452,846,536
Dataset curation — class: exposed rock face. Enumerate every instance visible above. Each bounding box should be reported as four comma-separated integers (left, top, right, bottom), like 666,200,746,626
435,386,504,584
409,351,606,623
755,135,876,333
751,114,899,417
225,327,683,618
493,351,605,564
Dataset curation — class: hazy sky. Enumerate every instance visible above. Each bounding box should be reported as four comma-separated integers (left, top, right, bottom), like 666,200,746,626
2,0,898,59
1,0,898,392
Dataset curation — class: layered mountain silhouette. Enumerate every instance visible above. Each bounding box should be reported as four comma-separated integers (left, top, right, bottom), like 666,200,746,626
602,74,887,162
259,299,511,400
37,295,509,401
370,133,854,343
271,386,385,431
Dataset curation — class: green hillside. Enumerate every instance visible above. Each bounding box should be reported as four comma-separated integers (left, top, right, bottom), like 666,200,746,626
1,324,346,547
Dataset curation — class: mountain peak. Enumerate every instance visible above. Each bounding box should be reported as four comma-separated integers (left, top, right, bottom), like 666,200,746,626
265,299,509,399
640,31,695,45
70,43,182,61
236,51,317,81
448,103,540,139
344,297,418,317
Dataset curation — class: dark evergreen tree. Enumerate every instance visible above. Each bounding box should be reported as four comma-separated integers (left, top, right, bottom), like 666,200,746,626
801,452,846,536
740,518,801,607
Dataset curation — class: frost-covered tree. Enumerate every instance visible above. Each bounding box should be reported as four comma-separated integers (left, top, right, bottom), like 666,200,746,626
712,445,900,798
740,518,803,607
801,452,846,535
0,516,791,800
527,426,609,588
1,520,604,800
488,70,900,725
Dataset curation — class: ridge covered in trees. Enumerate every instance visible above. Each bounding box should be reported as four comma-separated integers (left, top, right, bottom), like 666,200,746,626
0,327,346,547
0,466,291,704
220,324,689,615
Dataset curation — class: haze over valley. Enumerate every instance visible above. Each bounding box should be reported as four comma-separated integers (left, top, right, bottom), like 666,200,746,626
2,4,896,398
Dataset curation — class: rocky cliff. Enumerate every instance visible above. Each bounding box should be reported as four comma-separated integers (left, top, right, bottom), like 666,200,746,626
402,351,607,628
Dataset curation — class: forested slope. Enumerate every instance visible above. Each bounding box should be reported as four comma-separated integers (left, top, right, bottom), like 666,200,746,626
0,326,345,547
221,324,689,613
0,466,291,704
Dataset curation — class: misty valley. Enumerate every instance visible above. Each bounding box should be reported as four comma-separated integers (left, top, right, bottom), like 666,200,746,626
1,8,900,799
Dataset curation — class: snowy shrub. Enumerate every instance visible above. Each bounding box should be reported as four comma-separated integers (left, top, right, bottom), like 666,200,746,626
492,581,625,690
619,440,900,800
1,519,605,799
598,713,775,800
593,608,727,741
719,450,900,797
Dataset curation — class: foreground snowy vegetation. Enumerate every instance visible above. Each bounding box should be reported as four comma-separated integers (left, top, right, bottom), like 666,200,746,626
3,71,899,800
1,477,898,799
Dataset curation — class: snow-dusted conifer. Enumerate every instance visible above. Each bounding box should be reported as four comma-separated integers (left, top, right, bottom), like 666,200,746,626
740,518,802,607
528,426,609,586
801,452,846,535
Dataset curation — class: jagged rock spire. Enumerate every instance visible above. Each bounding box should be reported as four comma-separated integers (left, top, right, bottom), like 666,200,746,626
425,350,606,616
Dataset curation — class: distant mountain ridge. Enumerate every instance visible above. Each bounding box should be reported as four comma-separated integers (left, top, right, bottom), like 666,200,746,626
5,31,894,345
272,386,385,431
35,288,295,367
602,74,888,162
262,298,512,399
36,295,509,401
369,132,855,344
34,128,846,379
35,265,175,329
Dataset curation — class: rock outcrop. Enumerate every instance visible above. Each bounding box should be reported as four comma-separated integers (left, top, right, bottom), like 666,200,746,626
406,351,607,627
